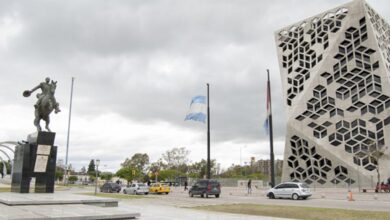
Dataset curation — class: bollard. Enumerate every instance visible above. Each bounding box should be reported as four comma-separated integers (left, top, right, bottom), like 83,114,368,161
348,190,354,201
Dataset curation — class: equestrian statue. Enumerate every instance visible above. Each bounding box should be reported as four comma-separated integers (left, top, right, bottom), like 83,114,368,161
23,77,61,132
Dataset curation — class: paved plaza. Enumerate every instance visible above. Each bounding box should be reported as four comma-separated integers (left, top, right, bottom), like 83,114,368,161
1,186,389,219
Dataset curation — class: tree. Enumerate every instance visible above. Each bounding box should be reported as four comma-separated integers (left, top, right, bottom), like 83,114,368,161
188,159,216,178
149,159,166,173
87,159,95,176
121,153,150,172
55,166,64,181
161,147,190,170
100,172,113,181
68,176,78,183
365,143,389,192
116,167,140,186
0,160,11,176
80,166,86,174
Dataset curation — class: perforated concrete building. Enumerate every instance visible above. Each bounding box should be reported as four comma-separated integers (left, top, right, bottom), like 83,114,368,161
275,0,390,187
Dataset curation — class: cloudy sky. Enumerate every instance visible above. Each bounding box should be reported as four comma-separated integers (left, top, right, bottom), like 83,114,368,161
0,0,388,173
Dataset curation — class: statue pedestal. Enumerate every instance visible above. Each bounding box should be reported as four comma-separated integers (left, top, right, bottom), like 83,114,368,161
11,132,57,193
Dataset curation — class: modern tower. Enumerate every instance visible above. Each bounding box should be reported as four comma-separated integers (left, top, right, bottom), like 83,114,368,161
275,0,390,187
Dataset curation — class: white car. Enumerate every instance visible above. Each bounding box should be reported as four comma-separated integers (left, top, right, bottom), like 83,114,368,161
123,183,149,195
266,182,311,200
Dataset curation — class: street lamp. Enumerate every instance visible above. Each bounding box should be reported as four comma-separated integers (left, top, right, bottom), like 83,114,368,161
94,159,100,195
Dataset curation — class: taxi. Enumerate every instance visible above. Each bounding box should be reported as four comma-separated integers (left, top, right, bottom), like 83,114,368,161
149,183,170,194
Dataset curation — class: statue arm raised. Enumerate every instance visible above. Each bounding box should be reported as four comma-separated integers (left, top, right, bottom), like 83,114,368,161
23,84,41,97
29,84,41,93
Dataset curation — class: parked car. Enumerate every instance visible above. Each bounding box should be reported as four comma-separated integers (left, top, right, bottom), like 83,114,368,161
189,179,221,198
375,183,390,193
123,183,149,195
266,182,311,200
149,183,170,194
100,182,121,193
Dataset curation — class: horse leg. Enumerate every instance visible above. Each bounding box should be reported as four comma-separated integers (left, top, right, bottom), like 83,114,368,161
45,116,51,132
34,109,42,131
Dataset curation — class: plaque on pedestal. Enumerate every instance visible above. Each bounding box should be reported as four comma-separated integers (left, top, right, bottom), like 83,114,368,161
11,131,57,193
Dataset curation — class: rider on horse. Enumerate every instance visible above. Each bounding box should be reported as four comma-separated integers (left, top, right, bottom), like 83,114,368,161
25,77,61,114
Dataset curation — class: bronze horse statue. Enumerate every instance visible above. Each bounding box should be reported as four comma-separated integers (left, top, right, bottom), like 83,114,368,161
23,77,61,132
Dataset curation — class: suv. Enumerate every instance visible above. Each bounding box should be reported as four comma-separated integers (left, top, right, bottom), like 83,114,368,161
189,179,221,198
100,182,121,193
266,182,311,200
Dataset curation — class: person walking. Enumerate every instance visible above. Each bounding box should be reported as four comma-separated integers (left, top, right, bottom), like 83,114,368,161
184,181,188,191
247,179,252,195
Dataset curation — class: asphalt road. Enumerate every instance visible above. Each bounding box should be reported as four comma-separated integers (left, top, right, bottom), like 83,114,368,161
120,186,390,212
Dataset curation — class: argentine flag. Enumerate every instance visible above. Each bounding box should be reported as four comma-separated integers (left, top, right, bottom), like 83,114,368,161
185,95,207,123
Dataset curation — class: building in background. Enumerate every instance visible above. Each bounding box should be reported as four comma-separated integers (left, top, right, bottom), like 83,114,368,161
275,0,390,187
253,159,283,177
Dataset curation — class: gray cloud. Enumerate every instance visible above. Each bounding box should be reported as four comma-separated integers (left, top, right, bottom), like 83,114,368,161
0,0,389,170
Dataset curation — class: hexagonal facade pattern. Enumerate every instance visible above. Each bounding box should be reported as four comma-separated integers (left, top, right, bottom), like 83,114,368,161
276,0,390,186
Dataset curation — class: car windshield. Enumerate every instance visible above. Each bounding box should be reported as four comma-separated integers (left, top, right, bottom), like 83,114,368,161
300,183,310,188
138,184,146,187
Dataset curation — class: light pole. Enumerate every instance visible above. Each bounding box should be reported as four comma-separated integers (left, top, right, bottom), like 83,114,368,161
94,159,100,195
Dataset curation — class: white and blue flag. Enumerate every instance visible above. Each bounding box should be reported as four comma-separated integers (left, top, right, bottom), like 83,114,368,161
185,95,207,123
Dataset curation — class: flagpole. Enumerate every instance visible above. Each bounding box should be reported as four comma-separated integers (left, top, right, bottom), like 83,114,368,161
267,70,275,187
64,77,75,185
207,83,211,179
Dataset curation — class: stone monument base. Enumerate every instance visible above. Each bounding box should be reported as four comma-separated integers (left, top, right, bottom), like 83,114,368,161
11,131,57,193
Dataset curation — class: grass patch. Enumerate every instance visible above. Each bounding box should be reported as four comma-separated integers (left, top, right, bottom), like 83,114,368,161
194,204,390,220
78,192,145,199
0,187,10,192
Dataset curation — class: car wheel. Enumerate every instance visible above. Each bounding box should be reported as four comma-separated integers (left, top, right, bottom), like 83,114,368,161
165,192,169,195
292,193,299,200
145,192,149,195
124,190,127,194
268,193,275,199
215,194,220,198
201,193,204,198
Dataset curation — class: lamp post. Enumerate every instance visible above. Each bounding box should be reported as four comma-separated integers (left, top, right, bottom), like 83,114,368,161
94,159,100,195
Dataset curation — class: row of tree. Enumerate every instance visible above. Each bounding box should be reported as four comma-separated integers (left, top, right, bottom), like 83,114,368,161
55,147,276,185
114,147,273,185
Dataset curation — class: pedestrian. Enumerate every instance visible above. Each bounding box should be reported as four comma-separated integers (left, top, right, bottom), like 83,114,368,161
147,179,151,186
184,181,188,191
247,179,252,195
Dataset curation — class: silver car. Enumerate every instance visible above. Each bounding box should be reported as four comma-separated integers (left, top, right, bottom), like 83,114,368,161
123,183,149,195
266,182,311,200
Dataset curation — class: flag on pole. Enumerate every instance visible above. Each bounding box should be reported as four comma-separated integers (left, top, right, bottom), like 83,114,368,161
263,78,271,134
185,95,207,123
